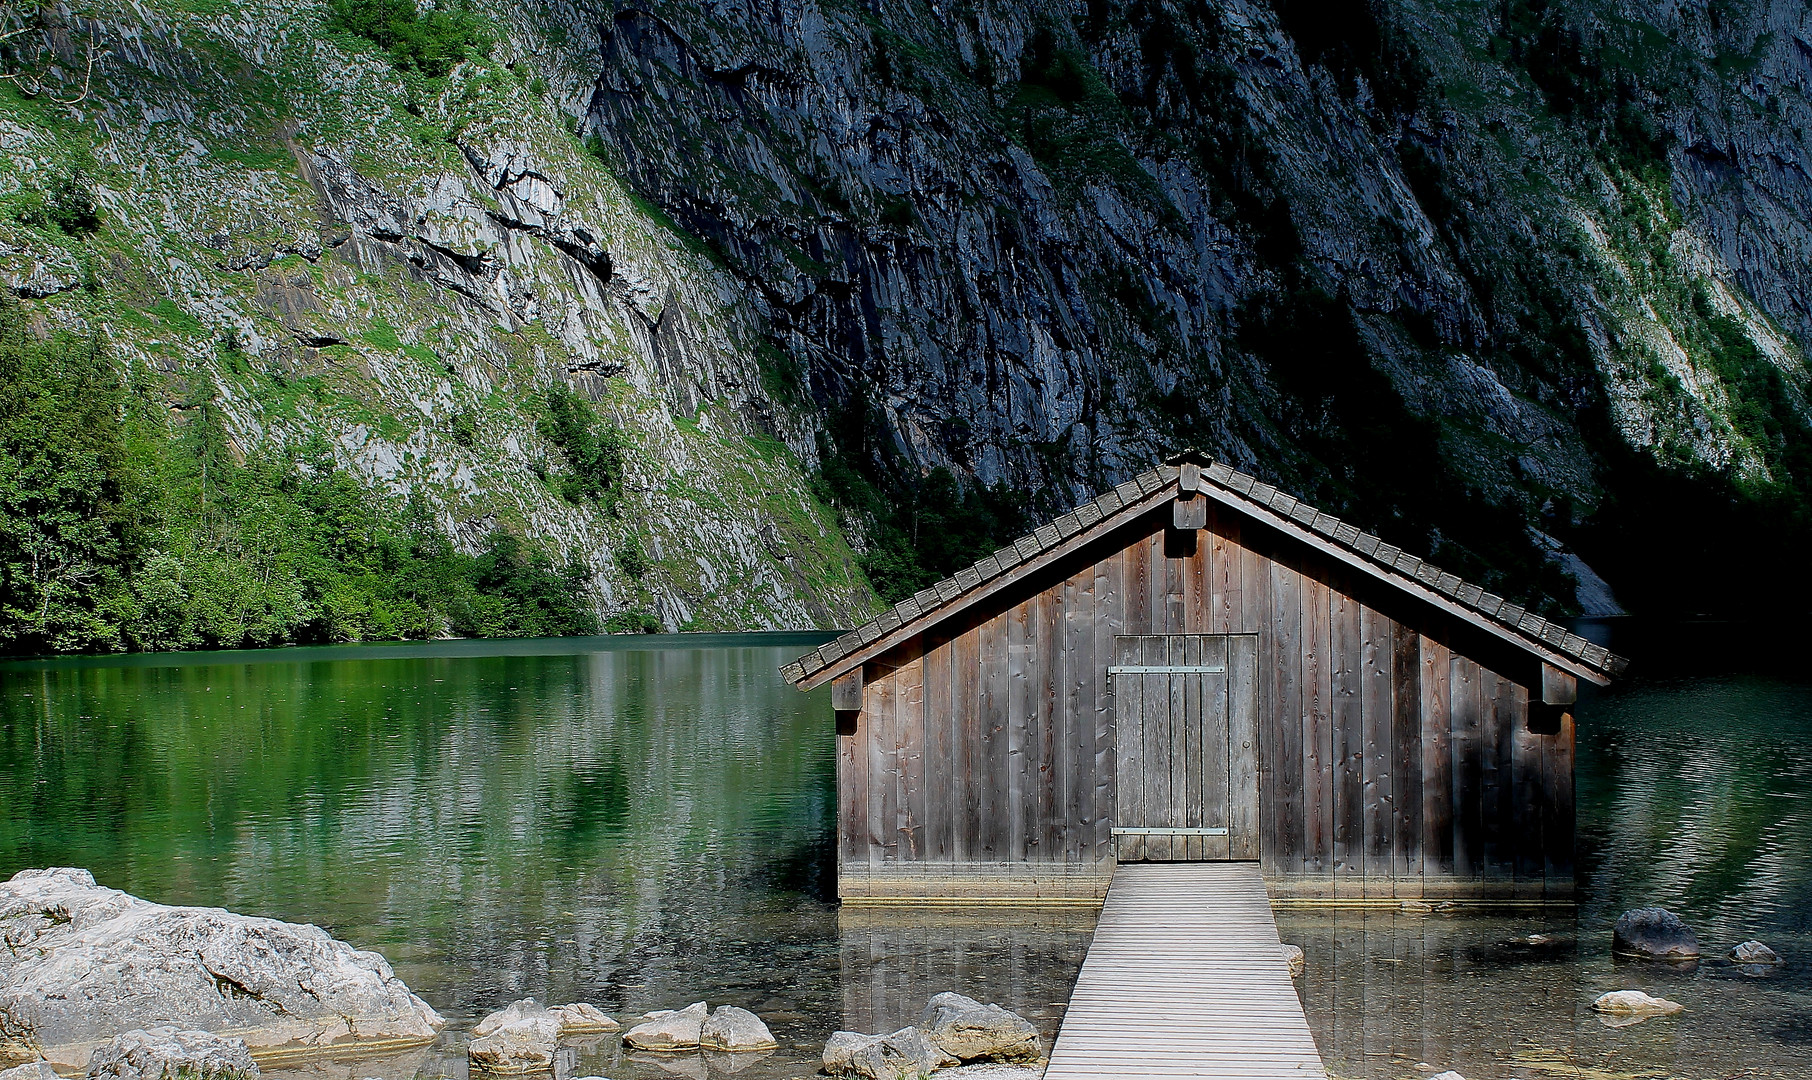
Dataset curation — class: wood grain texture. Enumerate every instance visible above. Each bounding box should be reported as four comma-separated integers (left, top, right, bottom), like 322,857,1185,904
896,643,926,863
1229,634,1261,861
1331,590,1363,888
1449,655,1482,884
953,626,982,863
831,505,1575,901
1006,597,1030,862
1360,608,1393,892
1420,635,1454,880
1043,863,1328,1080
1392,626,1423,885
923,630,952,863
1511,681,1544,895
1304,575,1332,876
1272,559,1305,877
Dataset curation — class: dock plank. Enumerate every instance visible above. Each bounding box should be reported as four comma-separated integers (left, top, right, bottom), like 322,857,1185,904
1045,863,1328,1080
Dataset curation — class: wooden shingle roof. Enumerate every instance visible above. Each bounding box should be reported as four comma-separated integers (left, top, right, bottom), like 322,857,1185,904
783,455,1628,689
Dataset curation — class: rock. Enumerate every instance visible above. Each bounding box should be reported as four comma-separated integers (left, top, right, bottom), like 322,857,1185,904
699,1006,777,1052
1729,940,1783,965
623,1002,709,1050
1280,944,1305,977
0,868,443,1070
473,999,620,1038
935,1067,1045,1080
0,1065,59,1080
1591,990,1684,1016
474,1000,553,1038
467,1018,560,1074
824,1028,958,1080
84,1028,259,1080
917,992,1041,1064
549,1002,619,1034
1611,908,1700,961
1428,1073,1466,1080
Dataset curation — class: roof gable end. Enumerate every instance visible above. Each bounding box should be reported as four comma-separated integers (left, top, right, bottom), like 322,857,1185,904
783,457,1627,689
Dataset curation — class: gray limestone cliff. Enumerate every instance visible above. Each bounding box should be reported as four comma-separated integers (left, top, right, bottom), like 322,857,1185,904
5,0,1810,622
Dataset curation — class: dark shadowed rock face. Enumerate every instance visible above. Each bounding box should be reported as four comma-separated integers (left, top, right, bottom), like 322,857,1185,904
0,869,443,1069
1611,907,1700,960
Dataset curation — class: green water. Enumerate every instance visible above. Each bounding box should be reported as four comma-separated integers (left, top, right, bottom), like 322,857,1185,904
2,633,1809,1080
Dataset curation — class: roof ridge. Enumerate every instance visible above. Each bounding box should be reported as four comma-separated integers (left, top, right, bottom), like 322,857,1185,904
780,458,1626,684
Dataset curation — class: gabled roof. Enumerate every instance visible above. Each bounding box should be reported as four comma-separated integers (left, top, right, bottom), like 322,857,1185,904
783,455,1628,690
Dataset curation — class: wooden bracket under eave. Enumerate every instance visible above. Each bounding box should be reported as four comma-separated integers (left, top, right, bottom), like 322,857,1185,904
1540,662,1577,705
1173,492,1207,530
832,668,864,736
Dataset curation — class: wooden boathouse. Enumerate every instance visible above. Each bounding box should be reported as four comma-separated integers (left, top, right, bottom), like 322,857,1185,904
782,453,1626,904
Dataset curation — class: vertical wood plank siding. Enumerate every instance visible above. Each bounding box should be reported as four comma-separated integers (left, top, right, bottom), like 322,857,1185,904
835,509,1578,902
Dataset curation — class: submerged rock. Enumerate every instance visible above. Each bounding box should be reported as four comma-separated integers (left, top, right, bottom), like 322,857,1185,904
698,1006,777,1052
1591,990,1684,1016
623,1002,708,1051
0,868,444,1069
918,993,1041,1064
467,1018,559,1074
1280,944,1306,977
84,1028,259,1080
823,1028,957,1080
472,1000,620,1038
548,1003,619,1034
1729,940,1783,965
1611,908,1700,961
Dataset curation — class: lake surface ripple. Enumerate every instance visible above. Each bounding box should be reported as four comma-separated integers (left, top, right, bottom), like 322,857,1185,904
2,633,1807,1080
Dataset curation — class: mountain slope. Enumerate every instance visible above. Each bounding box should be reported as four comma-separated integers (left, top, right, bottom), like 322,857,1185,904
1,0,876,647
3,0,1809,648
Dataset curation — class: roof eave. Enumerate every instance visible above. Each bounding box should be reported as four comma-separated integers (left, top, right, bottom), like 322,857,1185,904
790,474,1182,691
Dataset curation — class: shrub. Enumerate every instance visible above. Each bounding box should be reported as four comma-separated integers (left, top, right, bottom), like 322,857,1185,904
327,0,490,78
537,383,627,509
602,609,662,634
0,301,597,653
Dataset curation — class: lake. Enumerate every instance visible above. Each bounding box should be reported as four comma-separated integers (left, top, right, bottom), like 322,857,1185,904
2,630,1808,1080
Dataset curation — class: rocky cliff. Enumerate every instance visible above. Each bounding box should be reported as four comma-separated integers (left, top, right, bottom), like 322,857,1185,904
4,0,1809,633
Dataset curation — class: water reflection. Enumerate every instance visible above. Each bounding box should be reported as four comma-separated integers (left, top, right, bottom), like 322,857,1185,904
1280,907,1812,1080
3,635,1810,1079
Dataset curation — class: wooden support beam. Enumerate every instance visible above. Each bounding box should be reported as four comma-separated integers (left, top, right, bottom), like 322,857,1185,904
1540,663,1576,705
1174,492,1207,530
1179,461,1203,493
832,668,864,711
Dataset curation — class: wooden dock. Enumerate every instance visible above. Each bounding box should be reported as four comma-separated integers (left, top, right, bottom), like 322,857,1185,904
1044,862,1327,1079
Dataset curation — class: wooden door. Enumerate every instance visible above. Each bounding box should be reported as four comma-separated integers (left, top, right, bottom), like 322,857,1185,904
1111,634,1259,861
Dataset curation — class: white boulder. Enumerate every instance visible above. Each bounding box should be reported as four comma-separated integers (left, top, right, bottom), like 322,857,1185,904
467,1017,559,1074
473,999,620,1037
1730,940,1783,965
0,869,443,1069
698,1006,776,1051
623,1002,709,1050
83,1028,259,1080
918,993,1041,1064
1591,990,1684,1016
824,1028,957,1080
1281,943,1305,977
